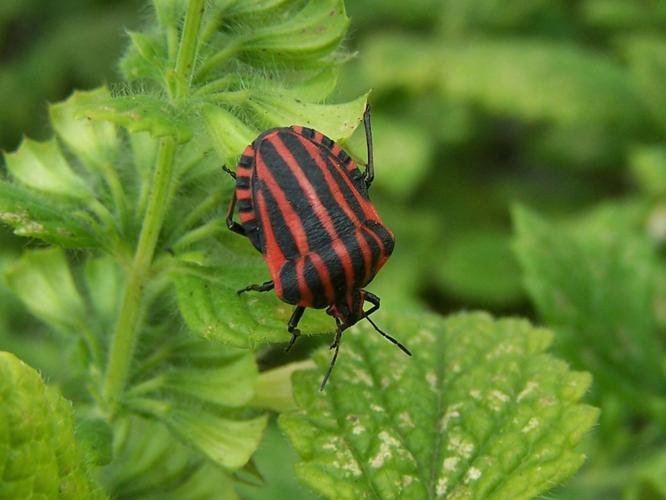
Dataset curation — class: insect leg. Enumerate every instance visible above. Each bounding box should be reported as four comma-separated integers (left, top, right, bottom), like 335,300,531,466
362,104,375,190
237,280,274,294
285,306,306,352
363,291,411,356
363,290,381,316
320,327,342,391
222,165,246,236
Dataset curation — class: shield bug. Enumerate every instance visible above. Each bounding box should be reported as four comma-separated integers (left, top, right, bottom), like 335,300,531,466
223,105,411,389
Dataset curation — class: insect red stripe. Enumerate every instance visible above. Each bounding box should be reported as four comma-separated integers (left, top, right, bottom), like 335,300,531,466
255,190,285,298
309,252,335,303
362,223,387,264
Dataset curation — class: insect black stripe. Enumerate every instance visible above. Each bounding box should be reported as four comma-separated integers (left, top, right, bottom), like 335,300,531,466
239,154,253,167
365,220,395,257
301,127,315,139
236,176,250,189
278,261,301,304
303,254,328,308
238,199,253,212
337,149,350,164
259,185,300,259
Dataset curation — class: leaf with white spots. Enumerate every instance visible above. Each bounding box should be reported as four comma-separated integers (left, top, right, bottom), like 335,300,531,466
280,311,599,499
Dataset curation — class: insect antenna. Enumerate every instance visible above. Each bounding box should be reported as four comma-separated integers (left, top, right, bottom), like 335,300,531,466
320,328,342,391
365,316,412,356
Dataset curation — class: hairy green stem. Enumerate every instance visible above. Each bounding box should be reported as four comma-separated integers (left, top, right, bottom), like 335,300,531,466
174,0,204,97
101,0,204,414
102,137,176,412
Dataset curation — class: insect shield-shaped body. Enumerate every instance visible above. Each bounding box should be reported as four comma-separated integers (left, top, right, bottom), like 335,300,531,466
224,106,411,389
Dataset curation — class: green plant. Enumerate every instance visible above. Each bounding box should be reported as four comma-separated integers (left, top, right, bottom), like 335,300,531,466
0,1,598,498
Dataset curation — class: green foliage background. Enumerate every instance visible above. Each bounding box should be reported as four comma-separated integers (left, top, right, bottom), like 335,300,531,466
0,0,664,498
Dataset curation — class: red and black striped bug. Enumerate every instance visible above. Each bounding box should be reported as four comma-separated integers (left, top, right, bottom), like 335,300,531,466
223,105,411,389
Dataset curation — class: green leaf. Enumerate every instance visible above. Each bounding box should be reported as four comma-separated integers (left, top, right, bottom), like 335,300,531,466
235,420,319,500
164,409,267,471
118,0,358,165
100,416,238,500
630,144,666,197
174,233,332,348
123,329,268,472
4,137,91,199
49,88,120,168
512,205,666,419
127,394,267,472
4,247,88,336
0,87,141,250
0,351,103,499
230,0,349,65
75,417,114,466
251,360,316,413
203,92,368,167
76,93,193,143
248,91,368,143
0,179,99,247
361,34,645,166
438,0,566,34
280,311,598,499
621,35,666,133
436,230,524,307
84,256,125,328
583,0,666,30
353,111,434,200
203,106,258,166
160,349,258,407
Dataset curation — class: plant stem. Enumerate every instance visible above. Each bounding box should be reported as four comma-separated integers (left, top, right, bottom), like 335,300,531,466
174,0,204,98
101,0,205,415
102,137,176,412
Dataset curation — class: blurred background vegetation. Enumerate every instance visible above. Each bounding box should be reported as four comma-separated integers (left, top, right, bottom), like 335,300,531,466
1,1,665,498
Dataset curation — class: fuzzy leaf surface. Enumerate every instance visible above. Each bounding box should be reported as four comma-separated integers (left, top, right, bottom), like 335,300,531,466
76,93,193,143
280,311,598,499
0,352,102,499
4,138,91,199
0,179,99,247
4,248,93,343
